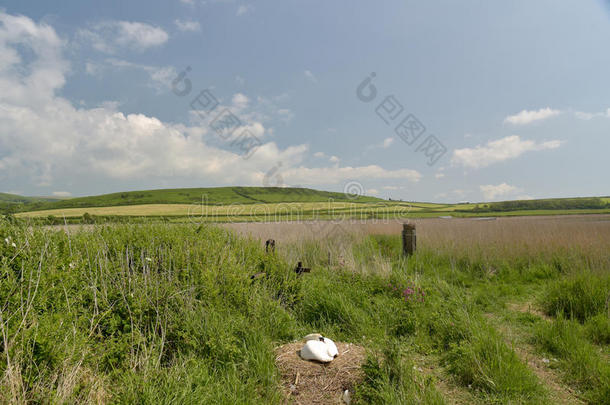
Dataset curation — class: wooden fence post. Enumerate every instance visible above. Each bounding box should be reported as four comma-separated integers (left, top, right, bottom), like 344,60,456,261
402,223,416,256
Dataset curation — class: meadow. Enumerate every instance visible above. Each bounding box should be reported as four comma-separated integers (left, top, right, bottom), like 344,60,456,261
0,215,608,404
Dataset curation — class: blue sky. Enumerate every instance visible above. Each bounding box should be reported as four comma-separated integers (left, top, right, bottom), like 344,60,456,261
0,0,608,202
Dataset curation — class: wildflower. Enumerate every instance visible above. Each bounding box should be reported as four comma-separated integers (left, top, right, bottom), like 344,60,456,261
11,242,16,248
69,262,76,269
145,257,152,262
4,237,9,245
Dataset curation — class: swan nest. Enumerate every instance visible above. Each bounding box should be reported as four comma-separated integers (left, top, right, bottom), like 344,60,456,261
274,341,366,404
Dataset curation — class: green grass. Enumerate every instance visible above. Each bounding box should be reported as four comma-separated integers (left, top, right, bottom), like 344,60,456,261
539,273,610,322
445,321,546,403
533,316,610,404
1,218,608,403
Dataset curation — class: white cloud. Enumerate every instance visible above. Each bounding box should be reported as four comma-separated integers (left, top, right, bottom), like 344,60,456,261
574,108,610,120
504,107,561,125
480,183,519,200
382,137,394,148
174,19,201,32
0,12,421,194
451,135,564,169
313,152,326,158
281,166,421,186
329,155,340,163
366,137,395,151
277,108,294,123
304,70,317,83
52,191,72,197
367,188,379,196
78,20,168,53
575,111,596,120
236,5,252,16
232,93,249,109
94,58,177,92
382,186,402,190
435,173,445,179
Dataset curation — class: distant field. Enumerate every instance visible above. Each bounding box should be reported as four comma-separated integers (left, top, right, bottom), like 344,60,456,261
16,202,610,221
16,201,419,219
6,187,610,222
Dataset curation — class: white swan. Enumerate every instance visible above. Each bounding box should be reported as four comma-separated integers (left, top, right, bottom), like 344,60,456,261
299,333,339,362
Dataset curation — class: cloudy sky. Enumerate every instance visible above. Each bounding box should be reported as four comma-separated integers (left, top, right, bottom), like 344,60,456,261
0,1,608,202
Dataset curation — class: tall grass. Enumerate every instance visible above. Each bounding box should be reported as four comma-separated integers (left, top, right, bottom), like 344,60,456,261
539,273,610,322
0,222,299,403
1,215,608,403
533,316,610,404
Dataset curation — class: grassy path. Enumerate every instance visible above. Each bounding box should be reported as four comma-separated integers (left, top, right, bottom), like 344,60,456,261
486,306,585,404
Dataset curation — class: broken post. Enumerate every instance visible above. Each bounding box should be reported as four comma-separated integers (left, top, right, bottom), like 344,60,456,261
294,261,311,275
265,239,276,253
402,223,416,256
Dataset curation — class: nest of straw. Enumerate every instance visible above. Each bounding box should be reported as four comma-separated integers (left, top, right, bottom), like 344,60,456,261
274,341,366,404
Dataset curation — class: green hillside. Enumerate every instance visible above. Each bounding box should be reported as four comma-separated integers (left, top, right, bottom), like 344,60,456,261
8,187,383,213
0,192,59,204
0,193,63,214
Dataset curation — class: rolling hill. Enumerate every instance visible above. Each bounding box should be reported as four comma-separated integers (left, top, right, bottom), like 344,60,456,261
0,192,61,204
4,187,610,221
5,187,383,213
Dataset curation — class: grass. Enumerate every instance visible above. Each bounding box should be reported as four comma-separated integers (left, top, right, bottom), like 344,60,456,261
1,215,609,403
539,273,610,322
533,317,610,404
445,320,546,403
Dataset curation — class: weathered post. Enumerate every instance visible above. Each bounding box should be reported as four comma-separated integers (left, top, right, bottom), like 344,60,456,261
402,223,416,256
265,239,276,253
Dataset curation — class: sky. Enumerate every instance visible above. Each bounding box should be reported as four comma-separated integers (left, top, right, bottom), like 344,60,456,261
0,0,609,202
